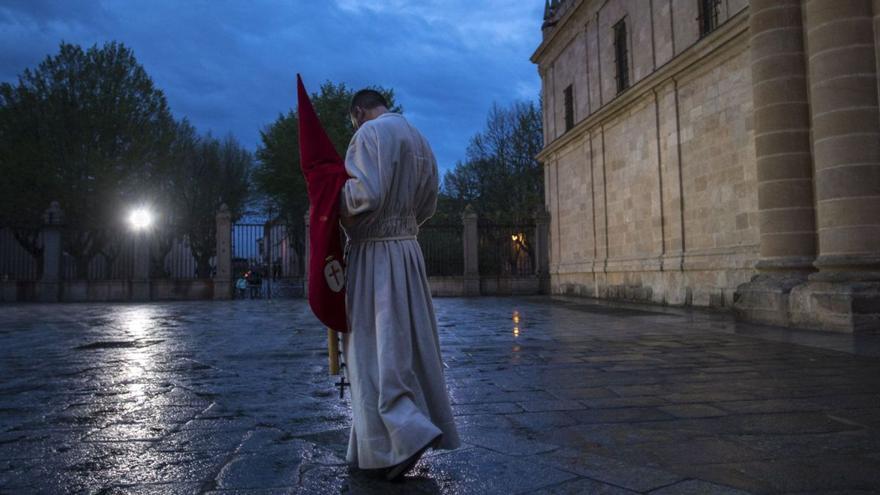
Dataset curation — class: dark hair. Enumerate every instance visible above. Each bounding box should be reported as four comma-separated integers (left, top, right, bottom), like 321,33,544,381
350,89,389,114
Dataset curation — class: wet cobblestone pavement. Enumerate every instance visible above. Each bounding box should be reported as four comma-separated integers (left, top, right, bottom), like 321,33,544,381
3,297,880,494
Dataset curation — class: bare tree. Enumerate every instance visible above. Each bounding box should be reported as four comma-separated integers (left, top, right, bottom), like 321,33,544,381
438,100,544,225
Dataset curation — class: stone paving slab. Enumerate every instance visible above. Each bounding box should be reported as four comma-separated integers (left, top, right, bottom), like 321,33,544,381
2,296,880,493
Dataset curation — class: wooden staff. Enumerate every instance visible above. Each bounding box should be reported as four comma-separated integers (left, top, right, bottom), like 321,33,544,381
328,328,340,375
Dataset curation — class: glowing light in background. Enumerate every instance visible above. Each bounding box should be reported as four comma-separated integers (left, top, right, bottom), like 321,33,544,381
128,208,154,231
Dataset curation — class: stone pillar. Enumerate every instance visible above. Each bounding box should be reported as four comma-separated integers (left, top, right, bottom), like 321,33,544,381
38,201,64,302
461,205,480,296
264,219,273,300
534,208,551,294
790,0,880,332
734,0,817,326
131,230,151,302
214,204,232,300
303,211,310,299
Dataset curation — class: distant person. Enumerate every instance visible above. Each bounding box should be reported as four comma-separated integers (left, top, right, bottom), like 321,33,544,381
339,89,460,480
247,268,262,298
235,274,247,299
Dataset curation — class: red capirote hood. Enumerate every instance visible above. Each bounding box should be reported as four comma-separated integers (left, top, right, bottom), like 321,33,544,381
297,75,343,170
297,74,349,333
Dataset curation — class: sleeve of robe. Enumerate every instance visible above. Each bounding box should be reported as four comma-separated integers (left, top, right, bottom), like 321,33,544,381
414,144,439,226
341,126,384,219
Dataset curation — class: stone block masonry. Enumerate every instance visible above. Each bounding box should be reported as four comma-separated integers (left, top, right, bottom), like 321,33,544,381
533,0,880,332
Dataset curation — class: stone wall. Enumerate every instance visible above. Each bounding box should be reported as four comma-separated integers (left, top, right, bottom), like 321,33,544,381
541,0,750,140
536,0,880,332
427,276,542,297
535,0,757,310
0,279,218,303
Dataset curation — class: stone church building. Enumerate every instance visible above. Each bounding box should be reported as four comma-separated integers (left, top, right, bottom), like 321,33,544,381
532,0,880,332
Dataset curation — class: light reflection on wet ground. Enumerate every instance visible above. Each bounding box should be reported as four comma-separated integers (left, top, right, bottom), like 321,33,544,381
2,297,880,493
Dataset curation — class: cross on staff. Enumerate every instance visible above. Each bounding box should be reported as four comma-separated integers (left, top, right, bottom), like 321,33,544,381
327,328,349,399
329,263,344,288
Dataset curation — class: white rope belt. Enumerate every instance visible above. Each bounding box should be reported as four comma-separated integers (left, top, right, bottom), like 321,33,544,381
349,235,417,244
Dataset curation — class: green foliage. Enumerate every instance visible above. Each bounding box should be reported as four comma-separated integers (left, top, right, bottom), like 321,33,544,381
0,42,175,220
437,100,544,225
0,41,252,278
0,41,176,274
253,80,399,256
156,122,252,277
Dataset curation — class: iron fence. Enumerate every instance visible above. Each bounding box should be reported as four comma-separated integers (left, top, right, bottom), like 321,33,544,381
159,236,208,280
2,226,214,282
418,224,464,276
478,223,536,276
0,227,42,281
61,230,136,281
233,223,303,280
4,217,540,288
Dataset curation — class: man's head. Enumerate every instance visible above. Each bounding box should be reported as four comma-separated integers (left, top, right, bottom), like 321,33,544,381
349,89,389,130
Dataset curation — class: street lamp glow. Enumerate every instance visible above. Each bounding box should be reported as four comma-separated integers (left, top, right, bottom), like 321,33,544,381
128,208,153,231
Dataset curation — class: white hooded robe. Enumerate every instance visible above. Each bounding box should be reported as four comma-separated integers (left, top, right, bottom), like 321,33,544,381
339,112,460,469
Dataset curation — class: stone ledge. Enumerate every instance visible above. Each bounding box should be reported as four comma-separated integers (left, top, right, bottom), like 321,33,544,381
790,281,880,333
552,246,759,274
733,272,811,327
736,275,880,333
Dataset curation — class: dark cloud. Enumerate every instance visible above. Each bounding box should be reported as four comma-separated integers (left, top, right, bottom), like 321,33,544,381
0,0,542,171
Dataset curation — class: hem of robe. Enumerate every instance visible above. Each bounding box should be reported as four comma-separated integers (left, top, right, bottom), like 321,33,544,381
346,414,459,469
430,418,461,451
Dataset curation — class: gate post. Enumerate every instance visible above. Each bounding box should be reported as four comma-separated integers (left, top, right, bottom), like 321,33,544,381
214,204,232,300
38,201,64,302
534,208,551,294
462,205,480,296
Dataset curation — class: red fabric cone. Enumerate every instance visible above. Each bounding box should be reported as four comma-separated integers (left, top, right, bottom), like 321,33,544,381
297,74,349,332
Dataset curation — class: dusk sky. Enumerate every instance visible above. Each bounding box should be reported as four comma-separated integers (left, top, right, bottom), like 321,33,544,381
0,0,544,172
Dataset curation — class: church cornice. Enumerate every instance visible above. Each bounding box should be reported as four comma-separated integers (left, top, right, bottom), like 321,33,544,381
532,0,589,64
536,7,750,163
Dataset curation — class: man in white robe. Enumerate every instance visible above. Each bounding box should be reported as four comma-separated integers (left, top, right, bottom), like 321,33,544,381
340,89,460,480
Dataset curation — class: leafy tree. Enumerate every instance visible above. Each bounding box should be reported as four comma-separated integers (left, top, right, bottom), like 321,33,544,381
433,100,544,276
146,119,199,278
0,41,175,277
438,100,544,225
253,81,399,266
170,128,251,278
141,120,187,278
